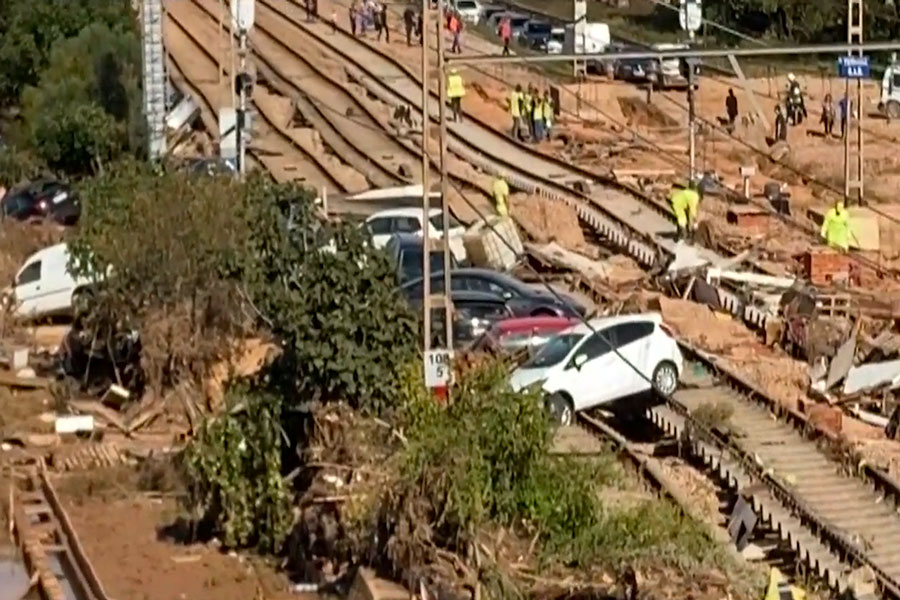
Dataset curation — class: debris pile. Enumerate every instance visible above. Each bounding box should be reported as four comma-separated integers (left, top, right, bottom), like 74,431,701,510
510,195,586,251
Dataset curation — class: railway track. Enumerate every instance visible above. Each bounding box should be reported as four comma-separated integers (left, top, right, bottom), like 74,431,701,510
183,0,496,220
165,2,356,192
9,459,110,600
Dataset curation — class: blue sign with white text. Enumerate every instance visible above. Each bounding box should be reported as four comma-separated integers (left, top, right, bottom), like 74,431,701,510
838,55,870,78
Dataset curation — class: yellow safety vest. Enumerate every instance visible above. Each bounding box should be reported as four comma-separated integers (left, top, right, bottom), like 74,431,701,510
523,93,533,114
541,99,554,124
508,91,521,117
669,189,699,228
447,74,466,99
492,178,509,217
821,205,850,250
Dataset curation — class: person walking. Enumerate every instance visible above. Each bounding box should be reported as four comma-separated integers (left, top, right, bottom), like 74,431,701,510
508,84,523,140
377,3,389,41
403,6,415,45
492,175,510,217
725,88,738,126
821,93,835,137
498,17,512,56
350,1,358,35
839,94,851,138
669,182,701,243
449,12,462,53
820,198,850,251
774,105,788,142
416,11,423,43
446,68,466,122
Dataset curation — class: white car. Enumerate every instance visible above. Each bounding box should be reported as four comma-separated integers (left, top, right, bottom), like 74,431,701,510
363,208,467,262
3,243,94,319
509,313,684,425
454,0,482,24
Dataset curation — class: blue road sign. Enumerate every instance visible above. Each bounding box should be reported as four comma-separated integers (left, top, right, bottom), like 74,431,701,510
838,55,870,78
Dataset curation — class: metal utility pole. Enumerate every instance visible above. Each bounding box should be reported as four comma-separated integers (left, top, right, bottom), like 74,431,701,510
844,0,865,205
680,0,701,183
231,0,255,178
141,0,167,160
421,0,455,396
421,0,432,353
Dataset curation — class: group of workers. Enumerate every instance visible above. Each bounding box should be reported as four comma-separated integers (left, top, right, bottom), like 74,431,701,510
507,84,555,143
667,180,850,251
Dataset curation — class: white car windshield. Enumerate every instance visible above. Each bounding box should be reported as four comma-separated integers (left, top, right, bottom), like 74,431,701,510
457,1,476,8
521,333,583,368
428,213,463,231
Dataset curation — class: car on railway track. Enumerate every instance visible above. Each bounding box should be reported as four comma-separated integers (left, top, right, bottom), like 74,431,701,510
401,268,586,317
364,207,467,263
509,313,683,425
385,233,460,285
406,289,533,347
469,315,579,355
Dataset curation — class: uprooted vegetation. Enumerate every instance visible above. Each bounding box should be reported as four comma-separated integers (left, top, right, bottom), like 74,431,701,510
183,362,761,599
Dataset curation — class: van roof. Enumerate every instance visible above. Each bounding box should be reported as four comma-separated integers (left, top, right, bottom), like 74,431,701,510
25,242,69,264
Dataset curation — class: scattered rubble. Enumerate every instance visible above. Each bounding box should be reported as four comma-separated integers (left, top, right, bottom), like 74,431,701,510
510,195,586,251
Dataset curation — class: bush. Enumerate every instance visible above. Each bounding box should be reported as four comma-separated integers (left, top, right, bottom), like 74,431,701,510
70,161,254,391
239,179,419,414
398,361,720,571
183,385,294,552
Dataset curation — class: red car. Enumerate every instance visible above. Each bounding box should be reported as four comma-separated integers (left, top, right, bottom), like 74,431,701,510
470,316,579,355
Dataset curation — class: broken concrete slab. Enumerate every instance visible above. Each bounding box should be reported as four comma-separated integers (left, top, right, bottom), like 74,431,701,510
843,358,900,396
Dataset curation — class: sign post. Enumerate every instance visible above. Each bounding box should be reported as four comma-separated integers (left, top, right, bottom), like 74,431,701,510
424,349,453,400
837,55,869,78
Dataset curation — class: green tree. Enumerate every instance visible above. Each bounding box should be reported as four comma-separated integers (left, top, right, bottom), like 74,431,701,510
19,23,143,176
0,0,134,106
238,179,419,414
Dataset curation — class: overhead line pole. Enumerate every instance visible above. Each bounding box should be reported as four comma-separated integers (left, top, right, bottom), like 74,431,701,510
443,41,900,65
845,0,865,205
436,0,454,354
421,0,432,355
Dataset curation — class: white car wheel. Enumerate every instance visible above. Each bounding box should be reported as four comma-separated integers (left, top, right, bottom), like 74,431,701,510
546,393,573,426
652,361,678,396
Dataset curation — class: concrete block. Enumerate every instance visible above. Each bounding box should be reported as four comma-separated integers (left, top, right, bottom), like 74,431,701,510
347,568,410,600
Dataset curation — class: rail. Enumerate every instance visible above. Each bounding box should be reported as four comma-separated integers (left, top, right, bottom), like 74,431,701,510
10,460,111,600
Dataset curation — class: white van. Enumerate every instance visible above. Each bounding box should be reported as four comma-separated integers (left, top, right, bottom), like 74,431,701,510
564,22,611,55
652,43,693,89
3,243,93,319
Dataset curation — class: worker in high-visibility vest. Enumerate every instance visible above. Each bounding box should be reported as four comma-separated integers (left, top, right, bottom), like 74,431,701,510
763,567,806,600
522,86,534,140
492,175,510,217
508,84,523,140
669,182,701,242
541,90,554,140
820,198,850,251
446,68,466,122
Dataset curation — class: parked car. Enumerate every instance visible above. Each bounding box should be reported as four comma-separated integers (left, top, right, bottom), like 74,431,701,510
519,20,552,50
1,243,94,319
546,27,564,54
1,179,80,225
407,289,520,347
385,233,459,285
509,313,684,425
364,208,467,262
402,268,586,317
470,316,579,355
479,3,507,24
454,0,482,24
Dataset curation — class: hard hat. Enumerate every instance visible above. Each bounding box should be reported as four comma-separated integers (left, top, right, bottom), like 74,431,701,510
450,67,458,74
787,73,796,81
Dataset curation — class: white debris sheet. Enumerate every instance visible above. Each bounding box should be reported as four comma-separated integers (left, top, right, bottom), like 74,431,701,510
843,359,900,396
